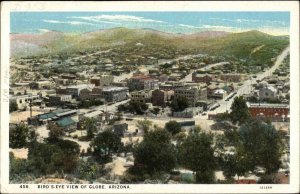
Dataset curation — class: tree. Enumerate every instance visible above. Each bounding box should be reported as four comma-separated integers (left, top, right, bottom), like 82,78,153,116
133,129,176,174
165,120,181,135
28,140,80,175
90,130,123,162
170,96,189,112
136,119,152,134
237,119,282,174
128,100,148,115
230,96,250,125
9,123,29,148
9,152,33,182
151,107,160,116
80,117,97,140
179,130,216,183
47,122,65,142
9,101,18,112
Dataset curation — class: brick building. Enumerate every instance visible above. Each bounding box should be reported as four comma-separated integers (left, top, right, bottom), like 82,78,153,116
151,89,173,107
90,74,114,87
127,75,158,91
248,103,289,121
192,73,212,84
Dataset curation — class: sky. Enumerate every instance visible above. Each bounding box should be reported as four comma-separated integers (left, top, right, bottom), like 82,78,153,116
10,12,290,35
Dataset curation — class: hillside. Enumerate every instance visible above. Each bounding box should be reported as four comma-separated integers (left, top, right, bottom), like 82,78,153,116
10,28,289,65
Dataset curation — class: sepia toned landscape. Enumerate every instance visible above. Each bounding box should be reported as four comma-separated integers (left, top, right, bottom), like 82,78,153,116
9,12,290,184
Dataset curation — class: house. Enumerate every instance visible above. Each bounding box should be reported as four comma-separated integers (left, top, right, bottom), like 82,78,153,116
113,123,128,137
29,80,52,90
10,94,40,110
48,94,72,106
101,87,129,102
56,117,77,132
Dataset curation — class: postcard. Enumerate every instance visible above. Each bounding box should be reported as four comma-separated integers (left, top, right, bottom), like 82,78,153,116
1,1,299,193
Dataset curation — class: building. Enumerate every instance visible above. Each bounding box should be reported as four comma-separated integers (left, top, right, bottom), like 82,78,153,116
49,94,72,106
211,89,227,100
192,73,212,84
29,80,52,90
66,84,94,98
127,75,158,91
90,75,114,87
259,85,278,100
101,87,129,102
151,89,173,107
113,123,128,137
56,117,77,132
28,109,77,126
79,88,92,100
174,86,207,107
220,74,245,82
10,94,40,110
130,90,152,104
248,103,289,121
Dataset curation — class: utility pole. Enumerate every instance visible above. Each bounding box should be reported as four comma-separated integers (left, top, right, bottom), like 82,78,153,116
29,96,33,118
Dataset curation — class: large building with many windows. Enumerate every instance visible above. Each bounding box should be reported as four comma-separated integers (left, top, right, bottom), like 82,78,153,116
248,103,289,121
174,86,207,107
127,75,159,91
101,87,129,102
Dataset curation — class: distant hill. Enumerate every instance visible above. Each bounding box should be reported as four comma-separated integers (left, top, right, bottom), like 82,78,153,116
10,28,289,63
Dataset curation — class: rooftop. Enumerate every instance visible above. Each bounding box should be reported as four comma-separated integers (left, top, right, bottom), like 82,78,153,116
56,117,76,127
102,86,128,92
248,103,289,108
67,84,94,90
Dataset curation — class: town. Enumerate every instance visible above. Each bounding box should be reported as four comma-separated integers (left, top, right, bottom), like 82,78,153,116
9,28,290,184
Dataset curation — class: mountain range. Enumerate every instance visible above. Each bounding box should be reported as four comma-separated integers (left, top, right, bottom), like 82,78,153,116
10,27,289,60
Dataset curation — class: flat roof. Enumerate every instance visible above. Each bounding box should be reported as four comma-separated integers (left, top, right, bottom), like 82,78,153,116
102,87,128,92
248,103,289,108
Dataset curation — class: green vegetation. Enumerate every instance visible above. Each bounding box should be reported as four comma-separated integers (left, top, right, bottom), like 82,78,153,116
165,120,182,136
237,119,282,174
90,130,123,163
79,117,97,140
9,101,18,112
131,129,176,177
9,123,37,148
179,129,216,183
28,140,80,175
118,100,148,115
78,99,103,108
170,96,189,112
47,122,65,143
136,119,153,134
230,96,251,125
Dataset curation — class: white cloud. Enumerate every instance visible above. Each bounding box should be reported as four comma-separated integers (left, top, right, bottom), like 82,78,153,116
68,14,166,24
179,24,201,29
38,29,51,33
202,25,235,30
209,17,286,25
43,19,95,26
